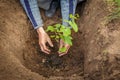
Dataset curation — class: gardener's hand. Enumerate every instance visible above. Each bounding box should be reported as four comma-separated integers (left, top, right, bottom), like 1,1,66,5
37,27,53,54
59,39,70,56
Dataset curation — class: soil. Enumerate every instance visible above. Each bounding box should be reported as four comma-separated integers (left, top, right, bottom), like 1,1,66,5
0,0,120,80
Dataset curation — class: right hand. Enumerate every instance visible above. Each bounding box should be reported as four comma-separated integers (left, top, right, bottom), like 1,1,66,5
37,27,53,54
58,39,71,56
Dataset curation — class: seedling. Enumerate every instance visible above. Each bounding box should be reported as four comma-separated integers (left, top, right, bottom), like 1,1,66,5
46,14,79,53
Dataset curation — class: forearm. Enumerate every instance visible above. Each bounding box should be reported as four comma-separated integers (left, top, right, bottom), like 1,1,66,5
60,0,77,27
20,0,43,29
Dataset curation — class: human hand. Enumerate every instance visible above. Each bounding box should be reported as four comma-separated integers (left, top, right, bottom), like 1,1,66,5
37,27,53,54
58,39,71,56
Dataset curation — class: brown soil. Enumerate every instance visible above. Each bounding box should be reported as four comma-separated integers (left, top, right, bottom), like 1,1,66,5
0,0,120,80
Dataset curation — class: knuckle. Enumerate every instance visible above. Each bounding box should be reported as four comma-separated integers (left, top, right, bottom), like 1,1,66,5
41,48,44,51
41,49,44,52
39,42,42,45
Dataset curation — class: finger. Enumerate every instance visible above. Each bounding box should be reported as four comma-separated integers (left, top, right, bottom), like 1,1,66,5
39,43,50,54
40,44,49,54
58,40,63,54
59,39,64,49
42,43,51,53
64,44,70,53
59,53,67,56
47,37,54,47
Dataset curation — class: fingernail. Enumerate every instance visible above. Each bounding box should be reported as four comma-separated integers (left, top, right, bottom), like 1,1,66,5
59,55,61,56
46,52,49,54
59,54,62,56
59,54,63,57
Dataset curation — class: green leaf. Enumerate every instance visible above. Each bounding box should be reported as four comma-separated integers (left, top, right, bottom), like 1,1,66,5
46,26,54,32
69,36,73,39
67,20,78,32
75,14,80,18
59,47,67,52
55,24,61,29
64,36,72,45
59,25,65,33
115,0,120,6
63,19,78,32
60,34,64,40
69,14,80,19
70,14,77,19
55,35,60,39
63,28,71,36
72,20,78,32
50,35,55,38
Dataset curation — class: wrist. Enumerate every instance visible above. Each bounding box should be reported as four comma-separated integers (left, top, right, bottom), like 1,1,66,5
37,27,45,34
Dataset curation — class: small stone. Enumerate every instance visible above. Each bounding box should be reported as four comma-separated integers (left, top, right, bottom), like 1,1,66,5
72,74,77,77
55,69,60,72
42,58,46,63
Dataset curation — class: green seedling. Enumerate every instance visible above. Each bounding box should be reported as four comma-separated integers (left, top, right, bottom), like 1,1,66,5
46,14,79,53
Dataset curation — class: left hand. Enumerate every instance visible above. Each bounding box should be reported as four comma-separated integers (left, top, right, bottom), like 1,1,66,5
58,39,71,56
37,27,53,54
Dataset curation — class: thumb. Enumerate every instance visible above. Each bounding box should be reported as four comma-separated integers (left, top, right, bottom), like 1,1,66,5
64,44,70,53
59,39,64,49
59,44,70,56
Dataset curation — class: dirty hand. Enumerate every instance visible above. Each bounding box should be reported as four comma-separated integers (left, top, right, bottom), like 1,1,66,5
59,39,71,56
37,27,53,54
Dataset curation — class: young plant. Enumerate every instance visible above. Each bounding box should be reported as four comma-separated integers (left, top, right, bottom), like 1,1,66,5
46,14,79,52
